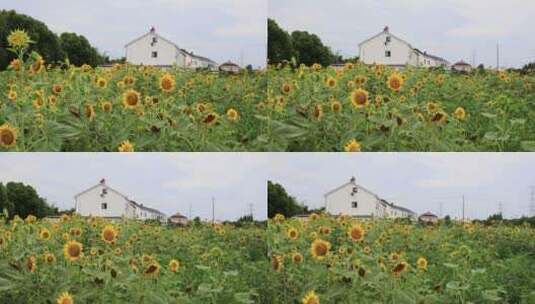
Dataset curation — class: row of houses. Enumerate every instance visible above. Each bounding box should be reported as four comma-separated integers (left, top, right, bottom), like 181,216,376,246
358,26,473,72
124,27,241,72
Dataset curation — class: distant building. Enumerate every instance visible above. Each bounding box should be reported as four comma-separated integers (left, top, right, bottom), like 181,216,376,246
219,61,241,73
74,179,166,222
125,27,216,69
168,212,189,226
324,176,416,219
418,212,439,224
359,26,449,68
452,60,472,72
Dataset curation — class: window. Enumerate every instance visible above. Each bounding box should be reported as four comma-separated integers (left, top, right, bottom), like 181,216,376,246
352,201,358,208
386,36,391,43
385,51,392,57
101,203,107,210
152,51,158,58
152,37,157,44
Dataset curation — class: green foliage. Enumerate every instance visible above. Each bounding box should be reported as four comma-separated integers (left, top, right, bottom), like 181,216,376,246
267,181,305,218
267,215,535,303
268,19,336,66
0,10,64,70
59,32,104,67
0,182,57,219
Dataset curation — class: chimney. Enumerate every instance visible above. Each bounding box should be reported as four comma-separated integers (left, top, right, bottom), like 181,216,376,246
383,26,389,32
350,176,356,183
150,26,156,33
100,178,106,184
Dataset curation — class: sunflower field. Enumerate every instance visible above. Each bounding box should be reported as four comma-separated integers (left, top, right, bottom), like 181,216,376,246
266,63,535,152
267,214,535,304
0,30,271,151
0,214,268,304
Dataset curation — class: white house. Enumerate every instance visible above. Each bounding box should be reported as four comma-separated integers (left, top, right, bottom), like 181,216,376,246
125,27,216,69
74,179,166,221
359,26,449,68
219,61,241,74
324,177,415,219
452,60,472,72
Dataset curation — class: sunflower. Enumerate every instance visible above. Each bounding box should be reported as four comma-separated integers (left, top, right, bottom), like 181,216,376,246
159,74,175,92
96,77,108,88
430,111,448,124
7,29,31,48
143,261,161,278
292,252,303,264
101,101,113,112
9,59,22,71
350,88,369,108
123,75,135,85
387,73,404,92
392,261,408,276
287,227,299,240
52,84,63,94
313,104,323,120
226,108,239,122
202,113,219,126
281,83,292,95
348,224,365,241
168,259,180,272
325,76,337,88
417,257,428,270
330,101,342,113
7,90,17,101
122,89,141,109
101,225,118,244
56,292,74,304
271,255,283,272
63,240,83,262
426,102,439,113
344,139,361,152
27,256,36,272
39,228,51,240
453,107,466,120
310,239,330,260
118,140,134,152
84,104,95,121
0,124,17,148
302,290,320,304
31,57,45,74
44,252,56,264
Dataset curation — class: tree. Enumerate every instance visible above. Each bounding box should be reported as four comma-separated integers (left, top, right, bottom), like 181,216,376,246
0,10,65,70
268,181,305,218
0,183,13,217
4,182,57,219
60,32,104,67
290,30,334,66
267,19,295,65
520,62,535,75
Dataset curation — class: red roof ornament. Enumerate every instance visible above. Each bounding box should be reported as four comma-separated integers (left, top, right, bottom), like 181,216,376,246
100,178,106,184
384,26,389,32
150,26,156,33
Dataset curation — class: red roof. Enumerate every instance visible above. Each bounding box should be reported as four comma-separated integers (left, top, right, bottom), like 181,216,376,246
420,212,437,217
453,60,471,66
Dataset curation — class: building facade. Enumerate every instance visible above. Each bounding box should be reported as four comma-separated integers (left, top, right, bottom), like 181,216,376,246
74,179,166,221
324,177,416,219
359,27,449,68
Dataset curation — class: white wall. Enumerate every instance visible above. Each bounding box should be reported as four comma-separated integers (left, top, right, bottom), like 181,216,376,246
360,32,414,66
126,33,179,66
325,183,380,217
75,185,130,218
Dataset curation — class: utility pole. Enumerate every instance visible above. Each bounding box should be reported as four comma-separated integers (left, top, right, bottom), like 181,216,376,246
462,195,465,221
496,43,500,70
529,186,535,217
189,203,192,219
472,49,476,67
439,202,443,218
212,197,215,223
249,203,254,220
498,201,503,216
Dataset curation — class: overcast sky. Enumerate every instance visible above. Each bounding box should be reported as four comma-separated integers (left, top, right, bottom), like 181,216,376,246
268,153,535,220
270,0,535,68
0,0,267,67
0,153,268,221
